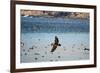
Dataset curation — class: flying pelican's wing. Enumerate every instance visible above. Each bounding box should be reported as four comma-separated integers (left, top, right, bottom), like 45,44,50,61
51,45,57,52
55,36,59,44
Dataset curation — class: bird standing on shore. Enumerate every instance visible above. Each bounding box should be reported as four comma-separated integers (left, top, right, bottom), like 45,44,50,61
51,36,61,52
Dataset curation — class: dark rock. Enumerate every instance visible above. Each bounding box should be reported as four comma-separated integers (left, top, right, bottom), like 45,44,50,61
21,42,24,47
29,47,34,50
42,56,44,58
24,53,27,55
50,60,53,61
84,48,90,51
22,49,25,52
35,58,38,60
34,53,40,55
58,56,61,58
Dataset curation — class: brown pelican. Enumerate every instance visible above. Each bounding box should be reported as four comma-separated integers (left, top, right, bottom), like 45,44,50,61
51,36,61,52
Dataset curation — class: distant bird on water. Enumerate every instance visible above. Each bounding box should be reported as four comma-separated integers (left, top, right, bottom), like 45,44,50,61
51,36,61,52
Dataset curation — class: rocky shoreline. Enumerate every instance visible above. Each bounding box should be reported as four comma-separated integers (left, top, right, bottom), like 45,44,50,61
21,10,89,19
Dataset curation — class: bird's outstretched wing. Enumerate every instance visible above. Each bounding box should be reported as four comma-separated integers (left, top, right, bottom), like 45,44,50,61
51,45,57,52
55,36,59,44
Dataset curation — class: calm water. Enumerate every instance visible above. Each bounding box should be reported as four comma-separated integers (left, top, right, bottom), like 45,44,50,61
21,16,89,33
20,16,90,63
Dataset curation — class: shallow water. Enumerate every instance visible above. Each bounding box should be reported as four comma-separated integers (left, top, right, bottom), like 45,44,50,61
21,33,89,63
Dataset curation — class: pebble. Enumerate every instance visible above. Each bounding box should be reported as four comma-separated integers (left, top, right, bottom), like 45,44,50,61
50,60,53,61
22,49,25,52
42,56,45,58
29,47,34,50
24,53,27,55
58,56,61,58
35,58,38,60
34,53,40,55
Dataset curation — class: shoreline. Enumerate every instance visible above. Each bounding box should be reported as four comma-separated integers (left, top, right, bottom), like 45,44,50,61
22,15,89,20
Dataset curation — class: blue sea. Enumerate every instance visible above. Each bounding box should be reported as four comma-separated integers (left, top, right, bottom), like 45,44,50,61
21,16,89,33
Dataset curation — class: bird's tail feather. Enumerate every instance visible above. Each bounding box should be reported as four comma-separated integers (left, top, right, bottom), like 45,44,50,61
51,48,56,52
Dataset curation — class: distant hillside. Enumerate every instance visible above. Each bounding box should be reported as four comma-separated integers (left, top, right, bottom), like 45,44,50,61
21,10,89,19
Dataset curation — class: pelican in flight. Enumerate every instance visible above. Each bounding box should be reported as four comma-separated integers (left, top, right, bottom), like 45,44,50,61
51,36,61,52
